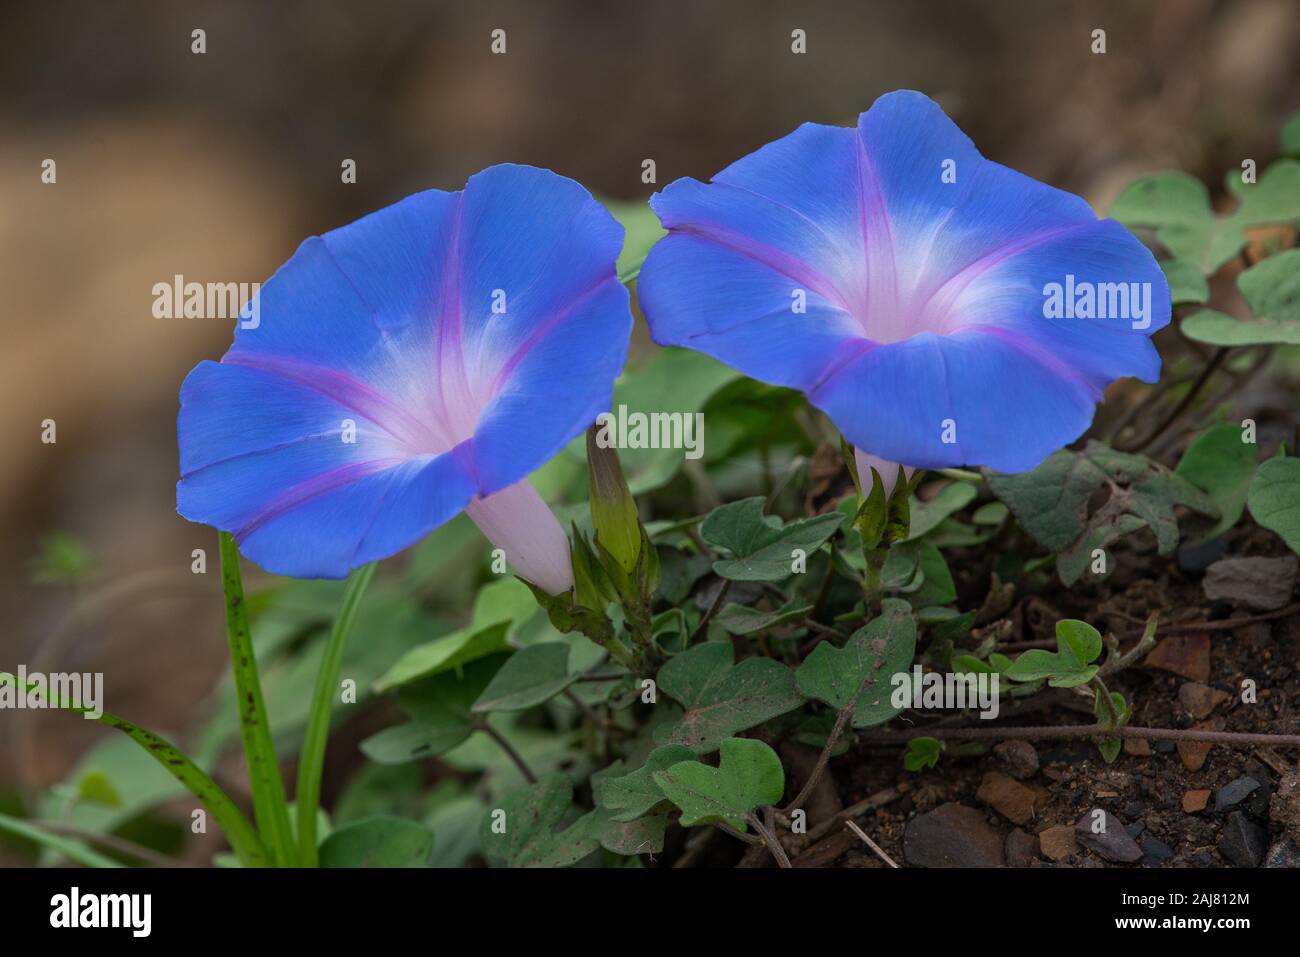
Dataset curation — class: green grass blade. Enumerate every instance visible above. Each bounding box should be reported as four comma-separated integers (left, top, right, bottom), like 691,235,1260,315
0,672,268,867
219,531,296,867
0,811,123,868
296,561,376,866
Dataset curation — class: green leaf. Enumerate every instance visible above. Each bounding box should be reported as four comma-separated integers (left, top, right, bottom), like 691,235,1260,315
987,443,1218,585
297,561,376,868
1004,619,1102,687
597,745,697,822
654,639,805,753
318,815,434,868
904,482,977,541
700,497,843,582
1111,162,1300,274
373,578,536,690
1056,620,1103,670
566,347,736,494
795,598,917,728
361,655,505,764
587,806,669,856
76,771,122,808
604,197,667,283
478,774,599,868
1161,259,1210,305
714,600,812,636
472,643,575,712
903,737,941,771
1183,249,1300,346
1284,111,1300,158
1248,456,1300,554
652,737,785,831
1175,422,1258,538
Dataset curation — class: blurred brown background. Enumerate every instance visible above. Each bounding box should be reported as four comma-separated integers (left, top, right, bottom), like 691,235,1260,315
2,0,1297,791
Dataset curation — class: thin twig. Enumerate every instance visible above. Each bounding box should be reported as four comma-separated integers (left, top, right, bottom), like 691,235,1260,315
478,723,537,783
746,813,792,868
783,699,854,814
691,579,731,642
859,724,1300,747
844,820,898,868
805,786,903,844
715,822,761,846
1122,346,1228,453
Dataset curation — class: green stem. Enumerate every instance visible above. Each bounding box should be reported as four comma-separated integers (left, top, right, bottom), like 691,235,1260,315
0,811,122,868
219,531,295,867
296,561,376,867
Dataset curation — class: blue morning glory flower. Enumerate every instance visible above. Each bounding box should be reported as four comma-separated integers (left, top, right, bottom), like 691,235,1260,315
638,91,1170,487
177,164,632,591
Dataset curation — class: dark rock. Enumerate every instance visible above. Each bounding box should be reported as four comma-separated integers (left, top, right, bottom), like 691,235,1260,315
1214,776,1262,813
1124,820,1145,839
904,803,1005,868
1154,740,1176,754
1177,538,1228,572
1219,811,1268,867
994,739,1039,780
1005,828,1038,868
1203,555,1298,611
1264,839,1300,868
1075,809,1142,863
1141,838,1174,867
1189,849,1217,867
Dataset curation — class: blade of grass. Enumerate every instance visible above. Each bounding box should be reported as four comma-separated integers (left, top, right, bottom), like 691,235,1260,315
219,531,295,867
0,811,122,868
296,561,376,866
0,671,268,867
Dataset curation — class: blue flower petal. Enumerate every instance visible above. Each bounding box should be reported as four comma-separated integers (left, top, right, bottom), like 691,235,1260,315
177,165,629,577
640,90,1168,471
811,330,1099,472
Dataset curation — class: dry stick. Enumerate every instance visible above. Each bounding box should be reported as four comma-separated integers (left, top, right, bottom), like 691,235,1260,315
1125,601,1300,636
746,812,792,868
1122,346,1228,453
844,820,899,868
691,579,731,642
716,822,761,846
859,725,1300,747
805,786,902,844
673,826,719,868
783,698,855,815
477,722,537,784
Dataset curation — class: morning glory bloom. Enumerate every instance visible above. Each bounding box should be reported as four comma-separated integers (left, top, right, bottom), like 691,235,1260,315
638,91,1169,488
177,164,631,592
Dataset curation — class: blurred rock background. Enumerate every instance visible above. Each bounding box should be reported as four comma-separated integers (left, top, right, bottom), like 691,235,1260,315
1,0,1297,791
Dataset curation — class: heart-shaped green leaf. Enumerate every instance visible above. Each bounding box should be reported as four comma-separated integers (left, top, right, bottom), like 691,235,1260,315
795,598,917,728
1175,422,1259,539
1248,456,1300,554
597,745,696,822
652,737,785,831
654,639,805,753
700,497,843,582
